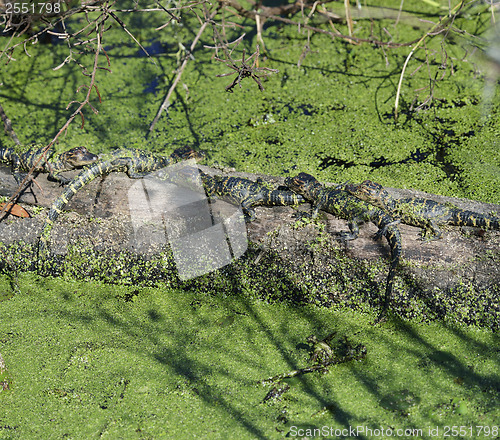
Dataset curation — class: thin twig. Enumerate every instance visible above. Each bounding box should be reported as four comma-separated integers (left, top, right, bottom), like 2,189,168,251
156,0,181,23
394,0,465,120
109,11,157,66
344,0,356,44
149,8,218,132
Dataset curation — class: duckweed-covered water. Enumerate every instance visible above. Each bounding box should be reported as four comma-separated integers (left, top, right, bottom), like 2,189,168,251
0,1,499,438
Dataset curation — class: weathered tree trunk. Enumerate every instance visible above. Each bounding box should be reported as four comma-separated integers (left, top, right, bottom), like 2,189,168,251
0,164,498,327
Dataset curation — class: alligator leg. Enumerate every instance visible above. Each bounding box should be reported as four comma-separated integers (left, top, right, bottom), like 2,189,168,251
419,220,443,241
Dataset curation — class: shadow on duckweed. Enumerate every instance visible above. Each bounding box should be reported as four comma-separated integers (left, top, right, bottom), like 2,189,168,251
0,220,499,436
0,264,498,438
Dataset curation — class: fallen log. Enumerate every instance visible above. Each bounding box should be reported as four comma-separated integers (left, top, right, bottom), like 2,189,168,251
0,164,498,327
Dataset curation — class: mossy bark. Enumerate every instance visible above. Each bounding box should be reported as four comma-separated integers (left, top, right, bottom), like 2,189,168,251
1,165,498,328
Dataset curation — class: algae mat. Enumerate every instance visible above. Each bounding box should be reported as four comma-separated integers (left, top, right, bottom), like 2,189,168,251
0,1,499,203
0,274,498,439
0,1,499,438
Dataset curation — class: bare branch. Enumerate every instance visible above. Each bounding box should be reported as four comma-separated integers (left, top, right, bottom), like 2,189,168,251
109,11,157,67
149,7,218,132
394,0,466,120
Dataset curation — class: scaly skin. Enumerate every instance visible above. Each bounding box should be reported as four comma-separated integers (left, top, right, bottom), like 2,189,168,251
285,172,402,322
165,166,305,222
0,144,98,184
38,146,203,255
343,180,500,240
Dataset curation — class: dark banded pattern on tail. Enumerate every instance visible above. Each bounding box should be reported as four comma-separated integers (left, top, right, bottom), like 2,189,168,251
164,167,305,223
449,209,500,230
344,180,500,240
266,190,304,207
204,173,304,222
45,160,119,226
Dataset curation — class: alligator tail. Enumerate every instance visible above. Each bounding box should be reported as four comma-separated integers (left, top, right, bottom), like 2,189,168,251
376,223,402,323
50,161,116,221
37,160,116,261
372,217,402,323
451,209,500,231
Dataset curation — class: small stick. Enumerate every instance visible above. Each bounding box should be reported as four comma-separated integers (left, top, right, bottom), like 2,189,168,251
109,11,157,66
394,0,465,121
149,8,218,132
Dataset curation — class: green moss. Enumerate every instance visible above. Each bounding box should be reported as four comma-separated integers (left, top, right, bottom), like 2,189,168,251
2,232,498,329
1,0,498,203
0,2,499,437
0,274,498,438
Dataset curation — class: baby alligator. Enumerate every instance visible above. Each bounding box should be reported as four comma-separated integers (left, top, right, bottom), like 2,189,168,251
285,172,402,322
0,144,98,185
38,146,202,254
165,166,305,222
343,180,500,240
